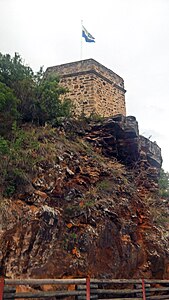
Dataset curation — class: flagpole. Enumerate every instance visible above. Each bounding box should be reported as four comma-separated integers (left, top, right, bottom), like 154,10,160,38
80,20,83,60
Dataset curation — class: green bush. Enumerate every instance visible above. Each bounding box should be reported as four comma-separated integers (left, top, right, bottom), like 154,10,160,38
34,75,73,125
0,52,33,88
0,136,9,155
159,168,169,198
0,123,39,196
0,82,19,135
0,52,73,126
96,179,112,192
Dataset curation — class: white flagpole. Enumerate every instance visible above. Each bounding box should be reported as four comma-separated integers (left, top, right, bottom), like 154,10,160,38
80,20,83,60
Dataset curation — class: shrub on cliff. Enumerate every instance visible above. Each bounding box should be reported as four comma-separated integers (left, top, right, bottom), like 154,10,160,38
0,82,19,136
0,52,33,88
0,123,39,196
33,74,72,125
159,168,169,198
0,52,72,126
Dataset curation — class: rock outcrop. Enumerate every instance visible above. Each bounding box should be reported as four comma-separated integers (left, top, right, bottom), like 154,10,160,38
0,116,168,281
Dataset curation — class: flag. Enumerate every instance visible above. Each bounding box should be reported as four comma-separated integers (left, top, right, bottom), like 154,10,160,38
82,25,95,43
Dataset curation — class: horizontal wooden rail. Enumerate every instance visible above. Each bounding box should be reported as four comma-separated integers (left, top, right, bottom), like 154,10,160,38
91,279,169,284
5,278,87,285
99,297,169,300
9,290,87,299
3,293,16,300
146,295,169,300
91,287,169,294
5,278,169,285
99,299,144,300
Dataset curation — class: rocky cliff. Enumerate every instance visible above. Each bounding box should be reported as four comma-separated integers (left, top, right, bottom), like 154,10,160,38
0,115,168,281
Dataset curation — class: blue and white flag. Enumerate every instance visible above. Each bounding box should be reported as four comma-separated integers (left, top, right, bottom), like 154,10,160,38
82,25,95,43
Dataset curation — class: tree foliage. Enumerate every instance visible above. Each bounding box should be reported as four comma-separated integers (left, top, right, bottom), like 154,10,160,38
0,52,72,127
0,52,33,87
0,81,19,136
159,168,169,198
33,75,72,125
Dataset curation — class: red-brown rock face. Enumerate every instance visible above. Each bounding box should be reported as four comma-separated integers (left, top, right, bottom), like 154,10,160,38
0,116,168,280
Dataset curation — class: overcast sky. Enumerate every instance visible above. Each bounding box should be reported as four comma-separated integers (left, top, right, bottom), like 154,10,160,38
0,0,169,171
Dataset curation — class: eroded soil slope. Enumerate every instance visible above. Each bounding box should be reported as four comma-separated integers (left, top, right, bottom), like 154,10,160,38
0,116,168,280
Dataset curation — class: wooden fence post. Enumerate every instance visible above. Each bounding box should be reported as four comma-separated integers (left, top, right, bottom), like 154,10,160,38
142,278,146,300
86,277,90,300
0,278,4,300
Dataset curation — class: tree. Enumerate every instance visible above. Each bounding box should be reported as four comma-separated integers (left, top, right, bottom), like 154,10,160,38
34,75,72,125
0,52,35,122
0,52,33,88
159,168,169,198
0,52,73,125
0,82,19,136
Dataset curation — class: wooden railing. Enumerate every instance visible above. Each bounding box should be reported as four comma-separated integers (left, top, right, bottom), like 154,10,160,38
0,277,169,299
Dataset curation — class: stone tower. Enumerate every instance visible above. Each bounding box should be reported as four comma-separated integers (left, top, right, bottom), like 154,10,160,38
46,59,126,117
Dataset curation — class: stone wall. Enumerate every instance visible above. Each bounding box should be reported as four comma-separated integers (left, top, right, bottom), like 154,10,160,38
46,59,126,117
